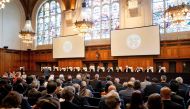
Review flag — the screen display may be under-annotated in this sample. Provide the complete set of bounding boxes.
[53,35,85,58]
[111,25,160,56]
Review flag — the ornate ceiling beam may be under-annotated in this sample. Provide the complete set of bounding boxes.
[19,0,38,18]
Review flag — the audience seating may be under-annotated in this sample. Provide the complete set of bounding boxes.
[92,92,101,98]
[81,105,99,109]
[85,97,101,106]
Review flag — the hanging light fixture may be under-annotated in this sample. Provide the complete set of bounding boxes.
[73,0,93,36]
[0,0,10,9]
[19,17,35,44]
[164,1,190,24]
[19,0,35,44]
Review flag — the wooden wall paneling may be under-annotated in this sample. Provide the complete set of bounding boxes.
[86,50,96,60]
[107,62,112,67]
[1,40,190,74]
[0,49,4,74]
[176,61,183,73]
[4,51,11,72]
[118,56,154,70]
[85,50,91,60]
[159,46,178,58]
[159,46,166,58]
[100,50,107,60]
[166,46,178,58]
[178,45,190,58]
[163,61,169,72]
[29,52,34,71]
[58,59,82,67]
[100,50,113,60]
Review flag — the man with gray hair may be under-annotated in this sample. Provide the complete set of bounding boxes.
[59,74,65,82]
[60,86,79,109]
[73,74,82,85]
[159,75,169,87]
[90,74,102,92]
[175,77,189,101]
[114,78,122,91]
[176,77,183,84]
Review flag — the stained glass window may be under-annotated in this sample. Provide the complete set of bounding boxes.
[37,0,61,45]
[85,0,120,40]
[153,0,190,33]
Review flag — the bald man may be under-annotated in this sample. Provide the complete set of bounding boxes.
[160,87,183,109]
[108,85,117,92]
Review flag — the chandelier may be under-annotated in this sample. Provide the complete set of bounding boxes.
[74,19,93,35]
[164,2,190,24]
[0,0,10,9]
[73,0,93,36]
[127,0,139,9]
[19,19,35,44]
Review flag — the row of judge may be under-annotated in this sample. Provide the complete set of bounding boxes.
[42,66,166,73]
[90,66,166,73]
[41,67,81,72]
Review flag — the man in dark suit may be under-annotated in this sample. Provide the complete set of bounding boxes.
[90,74,102,92]
[157,66,165,73]
[124,66,132,73]
[119,81,134,104]
[159,75,169,87]
[43,67,50,80]
[160,87,183,109]
[176,77,189,101]
[64,75,73,86]
[34,98,60,109]
[107,67,113,72]
[135,67,143,73]
[72,84,89,106]
[145,67,153,73]
[170,80,185,109]
[60,86,79,109]
[144,77,162,97]
[40,81,58,100]
[72,74,82,85]
[114,78,122,91]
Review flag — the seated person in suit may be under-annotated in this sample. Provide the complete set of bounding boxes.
[158,66,165,73]
[97,66,103,72]
[60,68,66,72]
[72,67,76,72]
[145,66,153,73]
[135,67,143,72]
[104,91,121,109]
[33,98,60,109]
[43,67,50,80]
[90,69,94,72]
[60,86,79,109]
[107,67,113,72]
[89,66,95,72]
[90,74,102,92]
[160,87,183,109]
[99,90,124,109]
[116,67,122,72]
[66,67,71,72]
[124,66,132,73]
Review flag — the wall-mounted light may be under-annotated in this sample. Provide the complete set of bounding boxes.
[127,0,141,9]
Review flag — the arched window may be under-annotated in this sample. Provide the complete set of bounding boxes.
[37,0,61,45]
[153,0,190,33]
[85,0,120,40]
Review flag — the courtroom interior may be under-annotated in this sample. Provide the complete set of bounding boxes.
[0,0,190,109]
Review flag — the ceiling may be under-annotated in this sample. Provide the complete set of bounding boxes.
[19,0,38,17]
[19,0,77,18]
